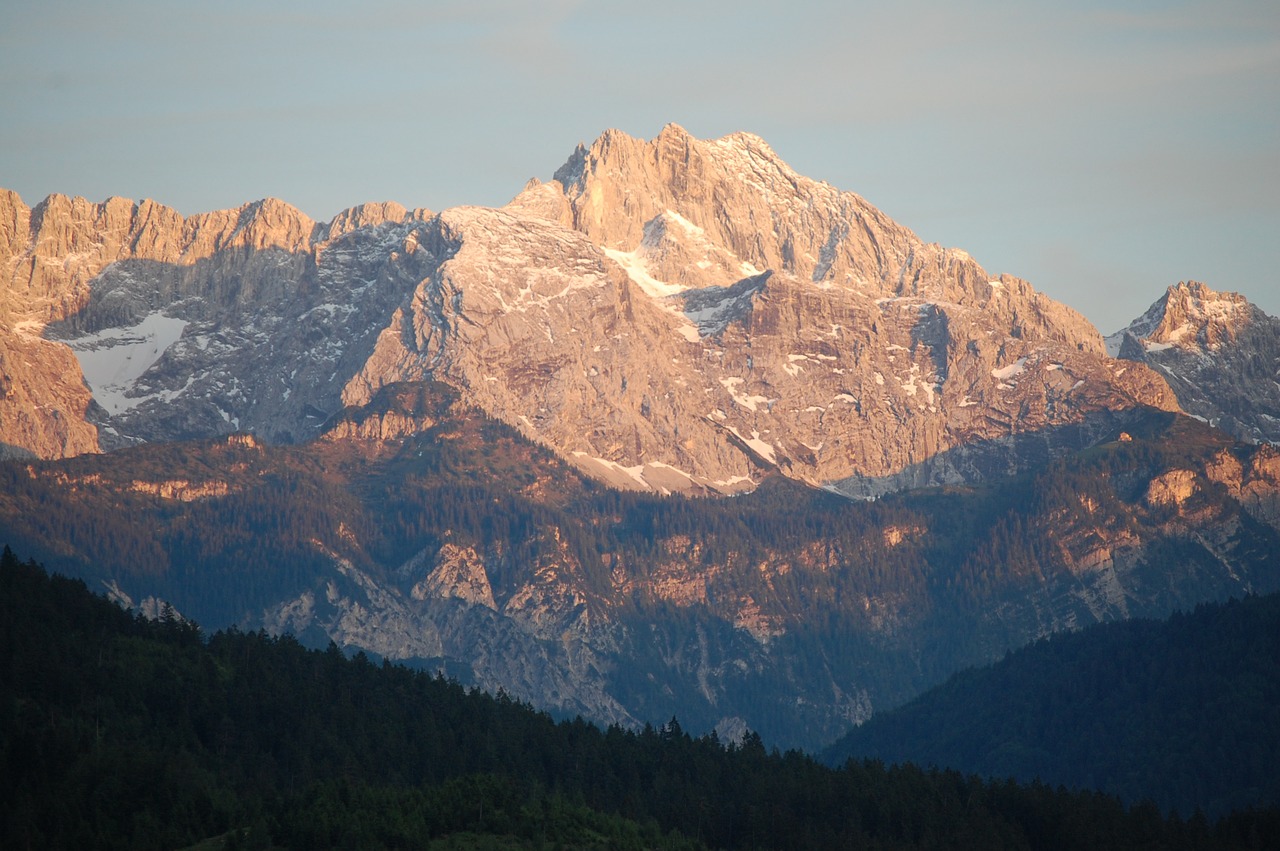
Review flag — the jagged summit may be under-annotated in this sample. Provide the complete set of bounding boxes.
[1110,281,1280,444]
[0,125,1191,489]
[1109,281,1255,354]
[546,127,1103,347]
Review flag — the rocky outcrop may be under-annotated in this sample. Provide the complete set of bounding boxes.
[0,328,99,458]
[1109,281,1280,444]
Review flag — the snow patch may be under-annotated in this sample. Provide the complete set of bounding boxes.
[711,475,755,490]
[571,452,649,489]
[570,452,707,495]
[663,209,704,238]
[727,426,777,464]
[898,363,937,403]
[675,323,702,343]
[720,377,771,412]
[66,313,189,413]
[603,248,688,298]
[990,357,1028,381]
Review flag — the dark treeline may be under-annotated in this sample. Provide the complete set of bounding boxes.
[3,549,1278,850]
[823,592,1280,819]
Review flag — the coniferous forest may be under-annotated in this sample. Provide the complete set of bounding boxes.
[3,549,1279,850]
[823,593,1280,819]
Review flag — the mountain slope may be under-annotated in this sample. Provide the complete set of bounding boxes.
[822,593,1280,818]
[2,384,1278,750]
[1109,281,1280,445]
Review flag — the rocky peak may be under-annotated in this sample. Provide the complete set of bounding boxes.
[317,201,433,243]
[1142,281,1253,351]
[0,128,1181,481]
[225,198,315,252]
[1110,282,1280,444]
[0,189,31,266]
[549,128,1106,355]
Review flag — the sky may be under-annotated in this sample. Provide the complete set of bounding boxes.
[2,0,1277,333]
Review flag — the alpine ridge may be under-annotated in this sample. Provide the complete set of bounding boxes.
[2,126,1183,497]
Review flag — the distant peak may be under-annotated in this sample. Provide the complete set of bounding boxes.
[1117,280,1257,353]
[656,122,692,141]
[1165,280,1245,306]
[242,196,310,220]
[320,201,419,241]
[552,141,590,190]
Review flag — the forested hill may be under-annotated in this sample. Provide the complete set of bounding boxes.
[822,593,1280,818]
[3,550,1279,850]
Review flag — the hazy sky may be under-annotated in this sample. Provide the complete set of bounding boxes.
[3,0,1277,332]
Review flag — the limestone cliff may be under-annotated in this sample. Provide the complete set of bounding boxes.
[346,126,1178,493]
[1,125,1182,493]
[0,189,432,455]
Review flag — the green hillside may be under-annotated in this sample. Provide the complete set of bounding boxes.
[823,593,1280,818]
[4,549,1279,849]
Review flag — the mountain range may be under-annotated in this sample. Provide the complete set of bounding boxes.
[1,125,1278,750]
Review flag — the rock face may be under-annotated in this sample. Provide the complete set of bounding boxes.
[378,127,1180,493]
[0,124,1189,493]
[1108,281,1280,445]
[0,189,432,454]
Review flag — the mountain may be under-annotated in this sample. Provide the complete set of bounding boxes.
[2,125,1278,749]
[2,385,1278,751]
[0,189,431,458]
[821,593,1280,818]
[1108,281,1280,445]
[2,125,1178,496]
